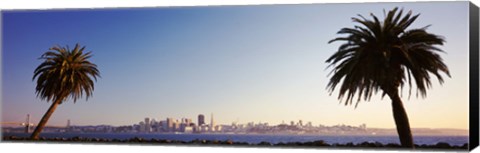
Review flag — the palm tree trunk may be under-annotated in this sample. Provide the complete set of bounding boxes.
[389,92,414,148]
[30,98,62,140]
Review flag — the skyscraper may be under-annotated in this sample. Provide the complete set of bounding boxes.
[198,114,205,126]
[25,114,31,133]
[210,113,215,132]
[166,118,174,132]
[145,117,151,133]
[139,121,145,133]
[160,120,167,132]
[172,121,179,132]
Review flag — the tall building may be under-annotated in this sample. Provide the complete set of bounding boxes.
[150,118,158,132]
[139,121,145,133]
[173,119,181,132]
[198,114,205,126]
[166,118,174,132]
[25,114,31,133]
[65,119,71,132]
[160,120,167,132]
[210,113,215,132]
[180,122,187,132]
[66,119,71,128]
[145,118,151,133]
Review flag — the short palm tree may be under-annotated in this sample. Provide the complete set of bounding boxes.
[31,44,100,140]
[326,8,450,148]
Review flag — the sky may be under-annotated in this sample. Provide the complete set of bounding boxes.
[1,1,471,129]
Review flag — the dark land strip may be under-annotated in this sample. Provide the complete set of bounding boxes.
[2,136,468,150]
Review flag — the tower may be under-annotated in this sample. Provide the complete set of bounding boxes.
[166,118,174,132]
[198,114,205,126]
[145,118,151,133]
[25,114,31,133]
[66,119,71,132]
[139,121,145,133]
[210,113,215,132]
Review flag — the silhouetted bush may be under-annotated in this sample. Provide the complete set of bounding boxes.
[435,142,451,148]
[257,141,272,146]
[2,136,468,150]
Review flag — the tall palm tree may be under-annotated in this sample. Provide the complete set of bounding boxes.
[326,8,450,148]
[31,44,100,140]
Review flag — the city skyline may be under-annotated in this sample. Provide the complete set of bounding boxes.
[5,113,367,128]
[3,113,469,137]
[2,2,470,130]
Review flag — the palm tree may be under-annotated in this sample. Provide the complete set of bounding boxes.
[31,44,100,140]
[326,8,450,148]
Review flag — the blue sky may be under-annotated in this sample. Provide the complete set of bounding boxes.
[1,2,470,129]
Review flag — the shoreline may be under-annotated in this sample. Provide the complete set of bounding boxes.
[2,136,469,150]
[2,131,470,137]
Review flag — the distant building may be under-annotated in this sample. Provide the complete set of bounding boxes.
[185,118,192,125]
[360,124,367,130]
[160,120,167,132]
[139,121,145,133]
[184,126,193,133]
[197,125,209,133]
[65,119,71,132]
[166,118,174,132]
[210,113,215,132]
[145,118,151,133]
[198,114,205,126]
[150,118,158,132]
[214,125,222,132]
[247,122,254,128]
[173,119,180,132]
[180,123,187,132]
[306,122,312,127]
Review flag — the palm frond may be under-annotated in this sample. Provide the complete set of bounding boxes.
[33,44,100,103]
[326,7,450,107]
